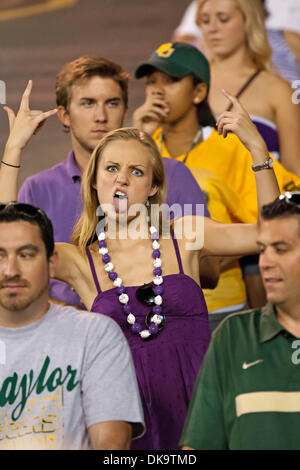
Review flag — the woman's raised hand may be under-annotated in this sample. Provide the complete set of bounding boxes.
[132,88,170,136]
[216,90,267,153]
[4,80,57,150]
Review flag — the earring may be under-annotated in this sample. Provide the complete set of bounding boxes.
[146,199,150,208]
[194,98,200,104]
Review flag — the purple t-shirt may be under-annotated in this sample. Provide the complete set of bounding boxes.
[18,151,209,306]
[163,157,209,218]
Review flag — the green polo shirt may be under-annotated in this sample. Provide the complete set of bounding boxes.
[179,304,300,450]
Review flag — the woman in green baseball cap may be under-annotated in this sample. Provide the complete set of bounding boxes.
[134,41,216,140]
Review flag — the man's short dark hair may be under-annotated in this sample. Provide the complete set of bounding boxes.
[0,203,55,259]
[261,195,300,232]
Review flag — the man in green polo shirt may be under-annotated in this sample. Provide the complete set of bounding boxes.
[180,192,300,450]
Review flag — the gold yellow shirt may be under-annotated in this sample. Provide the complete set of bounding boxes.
[153,127,300,312]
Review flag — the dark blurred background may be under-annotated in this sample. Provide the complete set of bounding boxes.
[0,0,190,184]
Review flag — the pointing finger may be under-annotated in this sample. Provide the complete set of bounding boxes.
[221,89,245,111]
[19,80,33,112]
[33,108,57,135]
[30,108,57,121]
[40,108,58,120]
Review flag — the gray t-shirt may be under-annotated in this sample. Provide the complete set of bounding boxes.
[0,303,144,450]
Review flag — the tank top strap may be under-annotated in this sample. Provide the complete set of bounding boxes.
[226,70,262,112]
[171,230,184,274]
[86,247,102,294]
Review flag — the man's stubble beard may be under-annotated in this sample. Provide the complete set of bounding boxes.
[0,278,49,312]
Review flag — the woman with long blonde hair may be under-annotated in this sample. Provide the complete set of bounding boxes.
[195,0,300,309]
[196,0,300,176]
[0,81,279,449]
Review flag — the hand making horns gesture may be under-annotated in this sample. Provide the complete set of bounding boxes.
[4,80,57,151]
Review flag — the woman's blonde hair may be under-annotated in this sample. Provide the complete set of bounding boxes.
[71,127,166,253]
[196,0,272,70]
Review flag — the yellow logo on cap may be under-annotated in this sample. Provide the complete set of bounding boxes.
[156,43,175,58]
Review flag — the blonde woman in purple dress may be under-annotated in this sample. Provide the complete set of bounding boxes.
[0,81,279,449]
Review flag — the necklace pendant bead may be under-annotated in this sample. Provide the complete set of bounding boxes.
[154,295,163,305]
[119,293,129,304]
[109,271,117,281]
[140,330,151,339]
[98,232,106,241]
[127,313,136,324]
[153,305,162,315]
[150,226,158,234]
[104,262,114,272]
[154,285,163,295]
[113,277,122,287]
[152,240,160,250]
[153,276,163,286]
[151,232,159,241]
[151,314,162,325]
[99,247,108,255]
[153,267,162,276]
[136,283,155,306]
[131,322,142,334]
[123,304,131,314]
[153,258,162,268]
[102,254,110,264]
[146,311,166,329]
[149,324,159,335]
[99,240,106,248]
[152,249,160,259]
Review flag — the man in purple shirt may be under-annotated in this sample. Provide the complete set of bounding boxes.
[18,56,212,307]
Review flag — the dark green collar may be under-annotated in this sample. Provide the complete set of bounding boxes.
[260,303,286,343]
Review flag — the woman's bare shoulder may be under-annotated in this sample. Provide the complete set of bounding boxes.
[253,70,293,112]
[55,242,82,258]
[261,70,292,93]
[55,242,87,273]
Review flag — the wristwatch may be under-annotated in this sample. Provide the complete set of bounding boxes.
[252,157,274,172]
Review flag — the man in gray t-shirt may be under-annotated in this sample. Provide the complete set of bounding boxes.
[0,203,144,450]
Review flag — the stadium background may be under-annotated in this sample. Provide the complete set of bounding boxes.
[0,0,190,184]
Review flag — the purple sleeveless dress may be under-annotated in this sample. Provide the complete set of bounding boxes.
[250,115,280,161]
[86,232,211,450]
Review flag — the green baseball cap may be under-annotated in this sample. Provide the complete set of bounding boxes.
[135,42,210,85]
